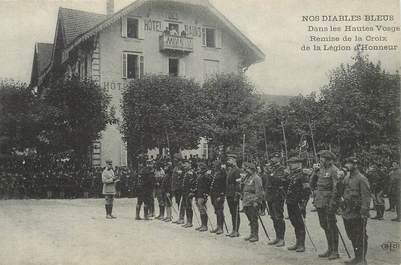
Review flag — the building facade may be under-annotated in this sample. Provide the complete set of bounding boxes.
[30,0,264,166]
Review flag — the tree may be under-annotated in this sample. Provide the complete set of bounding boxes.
[203,73,261,156]
[40,77,111,164]
[121,74,208,164]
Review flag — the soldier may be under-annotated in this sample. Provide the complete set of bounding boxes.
[366,162,385,220]
[180,161,197,228]
[225,153,242,237]
[172,156,185,224]
[195,162,211,232]
[311,150,340,260]
[154,162,166,220]
[286,157,311,252]
[265,153,287,247]
[135,159,154,220]
[340,157,371,265]
[388,161,401,222]
[242,162,264,242]
[102,160,118,219]
[209,159,227,235]
[162,161,173,222]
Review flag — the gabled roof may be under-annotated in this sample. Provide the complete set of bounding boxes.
[30,42,53,86]
[36,43,53,74]
[59,0,264,63]
[58,8,106,47]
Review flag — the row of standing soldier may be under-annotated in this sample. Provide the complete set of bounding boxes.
[101,149,401,265]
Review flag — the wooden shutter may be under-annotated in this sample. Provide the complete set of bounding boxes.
[138,18,144,39]
[201,28,206,46]
[179,60,186,77]
[215,29,222,49]
[122,53,127,78]
[139,56,144,78]
[121,17,127,38]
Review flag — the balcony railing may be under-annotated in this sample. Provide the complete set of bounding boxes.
[159,33,193,53]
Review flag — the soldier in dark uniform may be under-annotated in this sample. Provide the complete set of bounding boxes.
[242,162,264,242]
[135,159,154,220]
[180,161,197,228]
[195,162,211,232]
[209,160,227,235]
[366,162,385,220]
[161,161,173,222]
[286,157,311,252]
[340,157,371,265]
[311,150,340,260]
[172,157,185,224]
[225,154,242,237]
[265,154,287,247]
[388,162,401,221]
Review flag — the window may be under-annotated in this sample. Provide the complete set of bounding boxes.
[202,28,216,47]
[122,52,144,79]
[127,18,138,38]
[168,23,179,35]
[169,58,179,77]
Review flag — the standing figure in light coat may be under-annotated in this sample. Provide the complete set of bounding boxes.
[102,160,118,219]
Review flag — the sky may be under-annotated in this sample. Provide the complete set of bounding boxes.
[0,0,400,95]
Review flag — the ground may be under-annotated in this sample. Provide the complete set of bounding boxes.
[0,198,399,265]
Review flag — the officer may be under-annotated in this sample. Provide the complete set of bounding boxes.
[286,157,311,252]
[265,153,287,247]
[172,155,185,224]
[242,162,264,242]
[225,153,242,237]
[366,162,385,220]
[154,162,166,220]
[102,159,118,219]
[161,161,173,222]
[179,161,197,228]
[340,157,371,265]
[195,162,211,232]
[135,159,154,220]
[210,159,227,235]
[311,150,340,260]
[389,161,401,222]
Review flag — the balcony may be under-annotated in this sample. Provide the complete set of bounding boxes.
[159,33,193,53]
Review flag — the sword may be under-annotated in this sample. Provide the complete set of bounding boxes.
[337,225,351,258]
[258,215,270,240]
[298,204,317,251]
[166,194,178,216]
[223,217,229,234]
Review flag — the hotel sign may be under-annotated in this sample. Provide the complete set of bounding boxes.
[144,18,202,37]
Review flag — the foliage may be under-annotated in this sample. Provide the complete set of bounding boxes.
[121,74,208,161]
[40,77,111,162]
[0,79,42,155]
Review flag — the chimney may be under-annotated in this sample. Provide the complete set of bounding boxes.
[106,0,114,15]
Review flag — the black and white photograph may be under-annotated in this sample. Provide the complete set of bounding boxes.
[0,0,400,264]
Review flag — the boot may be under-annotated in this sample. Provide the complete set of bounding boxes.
[105,205,112,219]
[156,206,164,220]
[109,205,116,219]
[319,230,331,257]
[163,207,172,222]
[199,214,208,232]
[143,206,151,220]
[296,232,306,252]
[329,230,340,260]
[268,238,280,245]
[135,206,142,220]
[215,226,224,235]
[275,239,285,247]
[288,240,299,251]
[249,222,259,242]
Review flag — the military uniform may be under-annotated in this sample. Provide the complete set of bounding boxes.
[195,163,211,232]
[242,162,264,242]
[154,166,166,219]
[311,150,340,259]
[180,165,197,228]
[171,163,185,224]
[135,165,154,220]
[340,157,371,265]
[265,156,287,246]
[226,158,242,237]
[161,163,173,222]
[366,165,385,220]
[286,157,311,252]
[102,161,118,219]
[210,162,227,234]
